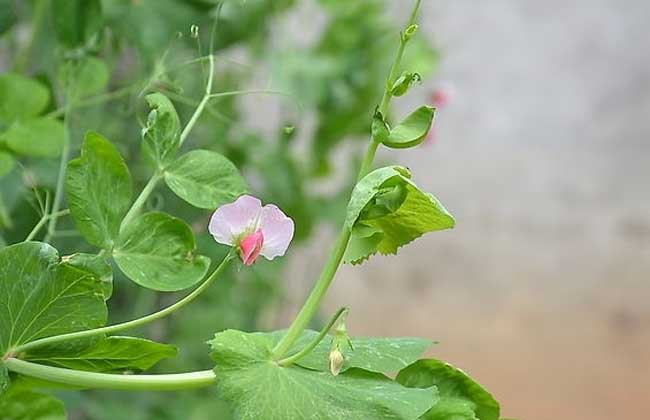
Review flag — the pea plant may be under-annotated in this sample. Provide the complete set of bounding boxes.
[0,1,506,419]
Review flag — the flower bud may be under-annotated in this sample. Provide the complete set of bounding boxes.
[329,349,344,376]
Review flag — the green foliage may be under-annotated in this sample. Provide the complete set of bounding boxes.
[383,106,435,149]
[0,389,66,420]
[60,56,110,99]
[0,151,14,178]
[0,73,50,125]
[51,0,103,48]
[142,93,181,168]
[1,118,65,157]
[66,131,133,248]
[345,166,455,264]
[114,212,210,291]
[65,252,113,299]
[164,150,248,209]
[209,329,436,420]
[397,359,500,420]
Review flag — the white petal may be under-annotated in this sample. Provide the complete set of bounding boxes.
[259,204,294,260]
[208,195,262,245]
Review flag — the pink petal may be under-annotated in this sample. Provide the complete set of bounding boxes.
[259,204,294,260]
[208,195,262,246]
[239,229,264,265]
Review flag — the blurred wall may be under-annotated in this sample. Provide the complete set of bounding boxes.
[282,1,650,420]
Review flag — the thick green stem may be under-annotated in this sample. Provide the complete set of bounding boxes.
[271,0,422,360]
[120,172,162,231]
[13,252,234,354]
[5,359,215,391]
[277,307,348,367]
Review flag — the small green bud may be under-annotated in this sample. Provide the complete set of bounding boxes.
[402,24,418,42]
[329,349,344,376]
[390,72,421,97]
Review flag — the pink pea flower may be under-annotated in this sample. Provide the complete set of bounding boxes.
[208,195,295,265]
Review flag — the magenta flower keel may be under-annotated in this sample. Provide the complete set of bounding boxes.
[208,195,295,265]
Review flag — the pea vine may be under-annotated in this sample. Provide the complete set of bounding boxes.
[0,1,506,419]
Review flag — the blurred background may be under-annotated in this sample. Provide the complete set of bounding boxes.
[1,1,649,420]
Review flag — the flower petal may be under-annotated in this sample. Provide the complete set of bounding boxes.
[259,204,294,260]
[208,195,262,246]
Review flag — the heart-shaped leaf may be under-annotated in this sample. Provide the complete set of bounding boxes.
[0,73,50,124]
[382,106,435,149]
[1,117,65,157]
[209,329,436,420]
[142,93,181,168]
[164,150,248,209]
[345,166,454,264]
[66,131,133,248]
[113,212,210,291]
[397,359,500,420]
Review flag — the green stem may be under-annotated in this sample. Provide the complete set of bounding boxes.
[25,209,70,242]
[277,307,348,367]
[271,0,422,360]
[179,54,214,146]
[13,252,234,354]
[46,86,135,119]
[44,104,72,243]
[4,359,215,391]
[120,172,163,231]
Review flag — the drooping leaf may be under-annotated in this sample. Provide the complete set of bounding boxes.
[0,151,14,178]
[0,73,50,124]
[383,106,435,149]
[266,330,432,375]
[66,131,133,248]
[164,150,248,209]
[25,336,177,373]
[113,212,210,291]
[397,359,500,420]
[142,93,181,168]
[209,329,436,420]
[0,242,107,357]
[1,118,65,157]
[51,0,103,48]
[60,56,110,99]
[0,389,66,420]
[64,252,113,299]
[344,166,454,263]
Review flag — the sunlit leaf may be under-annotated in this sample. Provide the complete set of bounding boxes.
[0,73,50,124]
[383,106,435,149]
[344,166,454,263]
[64,252,113,299]
[114,212,210,291]
[397,359,500,420]
[1,118,65,157]
[142,93,180,168]
[66,131,133,248]
[164,150,248,209]
[209,329,436,420]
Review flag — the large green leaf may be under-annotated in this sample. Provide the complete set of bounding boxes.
[66,131,133,248]
[0,73,50,125]
[64,253,113,299]
[265,330,432,374]
[164,150,248,209]
[0,389,66,420]
[397,359,500,420]
[383,106,435,149]
[142,93,181,168]
[0,242,107,357]
[209,329,436,420]
[344,166,455,264]
[1,118,65,157]
[113,212,210,291]
[25,336,177,373]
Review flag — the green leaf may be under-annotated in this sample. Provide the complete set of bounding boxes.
[383,106,435,149]
[0,242,107,357]
[344,166,454,263]
[371,110,390,144]
[1,118,65,157]
[142,93,181,168]
[209,329,436,420]
[60,56,110,99]
[25,336,177,373]
[66,131,133,248]
[268,330,432,374]
[0,151,15,178]
[0,73,50,125]
[0,362,8,396]
[164,150,248,209]
[113,212,210,291]
[0,389,66,420]
[52,0,103,47]
[64,253,113,299]
[397,359,500,420]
